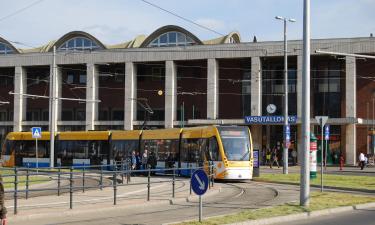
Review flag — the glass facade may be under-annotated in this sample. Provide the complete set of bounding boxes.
[148,32,195,47]
[262,57,297,116]
[311,56,344,118]
[58,37,100,51]
[0,42,13,54]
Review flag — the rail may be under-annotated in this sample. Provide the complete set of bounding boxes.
[0,161,215,215]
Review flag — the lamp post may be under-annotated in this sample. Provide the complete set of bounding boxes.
[275,16,296,175]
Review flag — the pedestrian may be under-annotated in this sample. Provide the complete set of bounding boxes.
[359,152,366,170]
[339,153,345,171]
[270,147,280,169]
[142,149,149,170]
[0,164,7,225]
[131,150,137,170]
[148,151,157,175]
[135,152,141,170]
[265,149,271,167]
[291,149,297,166]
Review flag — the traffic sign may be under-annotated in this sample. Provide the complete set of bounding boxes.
[32,127,42,139]
[315,116,328,127]
[191,170,209,196]
[324,125,330,140]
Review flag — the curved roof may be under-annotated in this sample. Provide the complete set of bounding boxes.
[0,37,20,53]
[107,35,146,49]
[49,31,107,52]
[2,26,243,54]
[140,25,203,47]
[203,31,241,45]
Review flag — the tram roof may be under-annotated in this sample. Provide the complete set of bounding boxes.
[6,132,51,141]
[58,131,110,140]
[111,130,141,140]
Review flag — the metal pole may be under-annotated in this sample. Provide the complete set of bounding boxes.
[192,104,195,119]
[199,195,202,222]
[189,164,192,195]
[113,171,117,205]
[172,166,175,198]
[300,0,311,207]
[82,163,85,193]
[320,123,324,192]
[49,46,56,168]
[25,168,29,199]
[147,166,151,201]
[100,165,103,190]
[283,18,289,175]
[14,167,18,215]
[69,167,73,209]
[57,167,61,196]
[36,138,39,173]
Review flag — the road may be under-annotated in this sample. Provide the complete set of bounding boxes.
[8,181,298,225]
[277,207,375,225]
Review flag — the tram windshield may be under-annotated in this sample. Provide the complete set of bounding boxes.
[218,127,251,161]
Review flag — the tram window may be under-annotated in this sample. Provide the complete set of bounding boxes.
[18,141,50,158]
[112,140,139,160]
[4,140,13,155]
[209,137,220,161]
[182,139,205,163]
[141,139,178,161]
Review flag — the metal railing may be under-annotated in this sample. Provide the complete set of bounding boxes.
[1,162,215,215]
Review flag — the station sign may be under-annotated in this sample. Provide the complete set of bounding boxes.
[244,115,297,124]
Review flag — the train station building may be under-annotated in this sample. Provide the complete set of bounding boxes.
[0,25,374,165]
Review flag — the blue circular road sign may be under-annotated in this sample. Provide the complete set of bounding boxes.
[191,169,209,196]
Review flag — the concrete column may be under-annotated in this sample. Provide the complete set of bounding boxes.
[207,58,219,119]
[85,64,99,131]
[124,62,137,130]
[345,56,357,165]
[165,61,177,128]
[13,66,26,131]
[251,57,262,116]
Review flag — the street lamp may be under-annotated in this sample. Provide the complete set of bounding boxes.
[275,16,296,175]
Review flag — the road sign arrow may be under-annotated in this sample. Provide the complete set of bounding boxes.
[194,174,206,190]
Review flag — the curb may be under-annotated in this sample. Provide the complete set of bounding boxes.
[253,180,375,194]
[226,202,375,225]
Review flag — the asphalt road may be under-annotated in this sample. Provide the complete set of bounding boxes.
[9,181,298,225]
[277,207,375,225]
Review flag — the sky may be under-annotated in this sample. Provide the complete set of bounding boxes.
[1,0,375,48]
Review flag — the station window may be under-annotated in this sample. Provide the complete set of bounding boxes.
[0,42,14,54]
[58,37,100,51]
[147,31,196,47]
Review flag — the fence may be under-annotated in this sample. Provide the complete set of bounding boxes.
[1,161,215,215]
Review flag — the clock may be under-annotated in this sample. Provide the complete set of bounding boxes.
[266,104,276,114]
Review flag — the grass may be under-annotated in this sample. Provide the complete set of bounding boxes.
[254,173,375,190]
[1,169,52,189]
[178,192,375,225]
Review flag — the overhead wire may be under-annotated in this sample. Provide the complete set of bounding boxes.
[0,0,45,23]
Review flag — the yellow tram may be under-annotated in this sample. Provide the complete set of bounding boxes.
[1,126,253,180]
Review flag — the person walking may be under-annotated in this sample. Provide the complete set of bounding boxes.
[359,152,366,170]
[0,168,7,225]
[131,151,137,170]
[291,149,297,166]
[265,149,271,167]
[270,147,280,169]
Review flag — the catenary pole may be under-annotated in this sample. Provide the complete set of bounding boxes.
[300,0,310,207]
[283,18,289,175]
[49,46,56,167]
